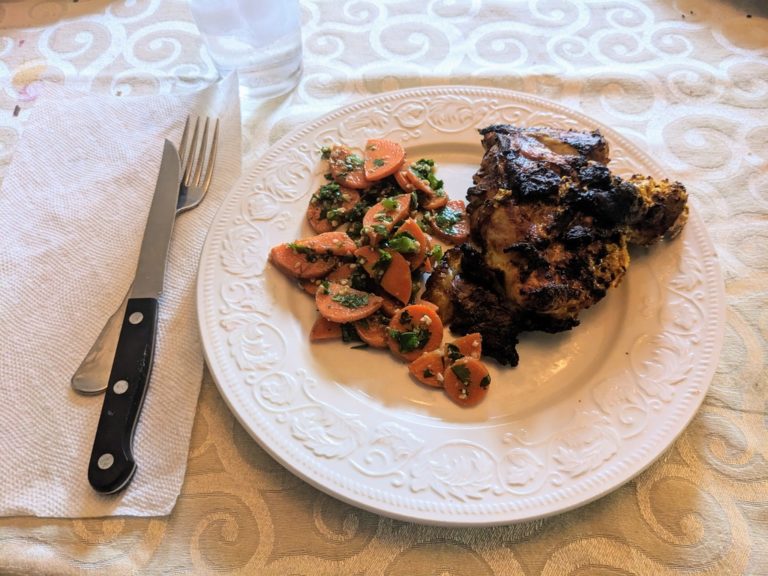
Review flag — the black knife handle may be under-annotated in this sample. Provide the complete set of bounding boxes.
[88,298,158,494]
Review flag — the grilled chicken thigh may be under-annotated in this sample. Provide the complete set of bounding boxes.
[424,125,688,365]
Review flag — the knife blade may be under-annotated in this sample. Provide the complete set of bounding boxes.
[87,139,180,494]
[71,176,190,396]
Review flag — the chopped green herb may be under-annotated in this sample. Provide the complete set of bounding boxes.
[429,244,443,262]
[372,224,390,237]
[381,197,399,210]
[325,207,345,221]
[411,158,444,193]
[387,233,419,254]
[316,182,341,200]
[331,292,369,309]
[374,212,393,223]
[373,158,386,167]
[480,375,491,389]
[434,206,462,232]
[287,242,313,255]
[399,309,412,324]
[345,153,364,170]
[451,363,471,385]
[423,368,434,378]
[445,343,463,362]
[320,146,332,159]
[388,328,429,353]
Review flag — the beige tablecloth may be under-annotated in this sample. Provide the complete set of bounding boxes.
[1,1,766,574]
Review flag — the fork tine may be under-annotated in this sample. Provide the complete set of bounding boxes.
[183,117,201,187]
[202,118,219,193]
[192,117,210,187]
[178,116,191,168]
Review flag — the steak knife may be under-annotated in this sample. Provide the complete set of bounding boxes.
[88,139,180,494]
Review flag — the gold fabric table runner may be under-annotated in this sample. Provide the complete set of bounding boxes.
[1,1,766,574]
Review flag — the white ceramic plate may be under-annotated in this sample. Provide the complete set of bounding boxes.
[197,86,724,526]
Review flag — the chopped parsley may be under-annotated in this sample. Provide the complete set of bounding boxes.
[313,182,342,203]
[325,207,346,221]
[451,363,471,385]
[373,158,386,167]
[286,242,318,261]
[331,292,369,309]
[480,374,491,389]
[423,368,434,378]
[428,244,443,262]
[371,248,392,279]
[381,197,399,210]
[320,146,332,159]
[372,224,390,237]
[345,153,364,170]
[445,343,463,362]
[388,327,430,353]
[434,205,462,232]
[410,158,444,193]
[387,233,419,254]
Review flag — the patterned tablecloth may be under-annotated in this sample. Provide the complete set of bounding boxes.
[1,1,766,574]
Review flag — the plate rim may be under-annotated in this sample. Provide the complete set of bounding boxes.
[196,85,725,526]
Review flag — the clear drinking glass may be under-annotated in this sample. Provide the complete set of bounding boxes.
[189,0,303,98]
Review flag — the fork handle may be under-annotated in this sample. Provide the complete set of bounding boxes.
[88,297,158,494]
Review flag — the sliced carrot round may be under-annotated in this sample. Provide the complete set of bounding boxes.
[415,299,439,313]
[394,168,415,192]
[427,200,469,244]
[354,313,389,348]
[329,145,370,189]
[386,304,443,362]
[408,350,445,388]
[447,333,483,360]
[420,190,449,210]
[293,231,357,257]
[378,292,401,317]
[327,263,355,284]
[391,218,427,270]
[364,139,405,181]
[270,244,337,279]
[380,250,412,305]
[306,186,360,233]
[309,315,343,341]
[315,282,383,323]
[300,279,320,295]
[354,245,386,280]
[362,193,412,245]
[401,169,448,210]
[443,357,491,407]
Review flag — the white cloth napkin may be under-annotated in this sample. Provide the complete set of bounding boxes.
[0,75,241,517]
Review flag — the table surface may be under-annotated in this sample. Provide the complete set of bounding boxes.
[1,1,767,574]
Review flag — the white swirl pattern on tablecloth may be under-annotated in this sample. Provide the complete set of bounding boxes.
[0,0,765,574]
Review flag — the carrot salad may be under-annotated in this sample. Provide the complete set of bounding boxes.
[268,138,491,407]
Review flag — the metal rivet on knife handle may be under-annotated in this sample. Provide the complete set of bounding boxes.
[97,453,114,470]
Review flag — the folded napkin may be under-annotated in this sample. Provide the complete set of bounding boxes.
[0,75,241,517]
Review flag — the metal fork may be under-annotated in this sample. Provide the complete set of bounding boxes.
[71,116,220,395]
[177,115,219,214]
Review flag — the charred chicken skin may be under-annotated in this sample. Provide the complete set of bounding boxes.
[424,125,688,365]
